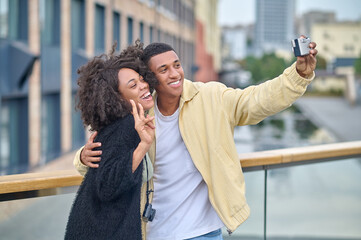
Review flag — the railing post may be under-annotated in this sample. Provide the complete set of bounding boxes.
[264,167,268,240]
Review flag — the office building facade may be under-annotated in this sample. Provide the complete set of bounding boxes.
[254,0,295,56]
[0,0,196,175]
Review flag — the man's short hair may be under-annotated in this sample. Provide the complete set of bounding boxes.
[142,42,175,65]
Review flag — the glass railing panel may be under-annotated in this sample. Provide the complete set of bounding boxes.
[266,157,361,239]
[222,157,361,239]
[0,192,76,239]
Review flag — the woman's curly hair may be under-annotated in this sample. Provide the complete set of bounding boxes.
[76,40,158,132]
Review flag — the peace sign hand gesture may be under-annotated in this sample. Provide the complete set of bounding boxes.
[130,100,155,148]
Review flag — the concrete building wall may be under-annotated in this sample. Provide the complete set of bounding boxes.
[28,0,41,168]
[311,22,361,62]
[195,20,218,82]
[194,0,220,82]
[60,0,72,154]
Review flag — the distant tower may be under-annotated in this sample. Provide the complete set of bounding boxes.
[254,0,295,56]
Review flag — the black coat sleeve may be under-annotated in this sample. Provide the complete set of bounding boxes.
[93,120,143,202]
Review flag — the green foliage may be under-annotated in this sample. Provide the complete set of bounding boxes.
[354,52,361,77]
[305,88,344,97]
[239,53,288,84]
[289,55,327,70]
[316,55,327,70]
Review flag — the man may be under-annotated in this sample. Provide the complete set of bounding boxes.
[74,39,317,240]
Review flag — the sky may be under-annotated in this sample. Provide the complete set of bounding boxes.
[218,0,361,26]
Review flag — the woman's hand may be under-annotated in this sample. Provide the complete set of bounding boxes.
[130,100,155,172]
[130,100,155,148]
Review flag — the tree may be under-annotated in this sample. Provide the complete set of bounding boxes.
[354,52,361,77]
[239,53,287,84]
[316,55,327,70]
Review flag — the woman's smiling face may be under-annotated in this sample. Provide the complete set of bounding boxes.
[118,68,154,111]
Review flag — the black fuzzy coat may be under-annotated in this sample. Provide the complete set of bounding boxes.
[65,115,143,240]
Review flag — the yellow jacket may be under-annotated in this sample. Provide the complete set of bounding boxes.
[74,62,313,239]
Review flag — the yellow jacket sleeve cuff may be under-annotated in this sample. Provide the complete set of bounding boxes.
[73,146,89,176]
[287,62,315,87]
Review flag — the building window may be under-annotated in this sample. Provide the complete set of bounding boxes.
[344,44,355,53]
[157,29,161,42]
[40,0,62,109]
[127,17,133,45]
[164,32,170,45]
[8,0,28,42]
[113,11,121,51]
[95,4,105,53]
[0,98,29,174]
[0,0,8,38]
[40,0,61,164]
[41,94,61,162]
[149,25,153,43]
[173,35,178,53]
[41,0,60,46]
[0,102,9,174]
[139,22,144,42]
[72,92,85,149]
[71,0,85,49]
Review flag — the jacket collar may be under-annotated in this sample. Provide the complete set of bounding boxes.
[180,79,199,103]
[179,79,200,111]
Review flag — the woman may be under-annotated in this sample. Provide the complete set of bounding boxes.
[65,41,157,240]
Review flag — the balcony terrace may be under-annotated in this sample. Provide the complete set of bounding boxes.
[1,141,361,240]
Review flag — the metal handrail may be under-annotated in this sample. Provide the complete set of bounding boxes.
[1,141,361,201]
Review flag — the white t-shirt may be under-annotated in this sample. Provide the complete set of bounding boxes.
[146,103,224,240]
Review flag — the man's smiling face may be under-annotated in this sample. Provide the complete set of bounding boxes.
[147,50,184,99]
